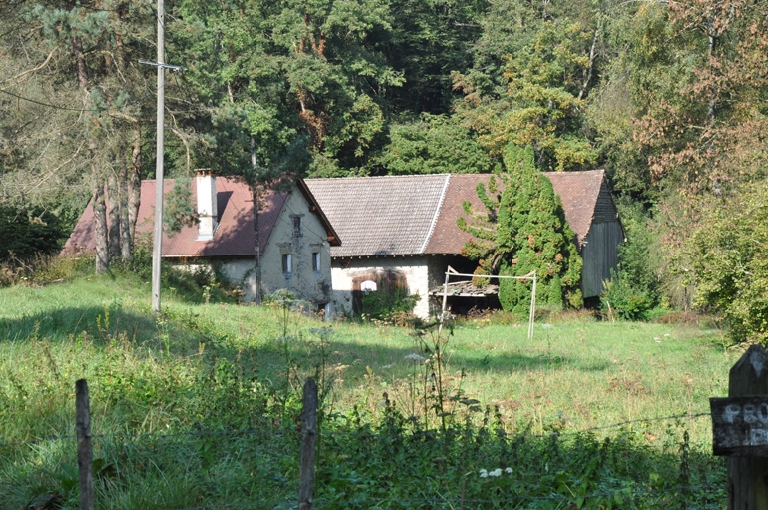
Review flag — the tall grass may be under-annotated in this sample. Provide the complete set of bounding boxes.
[0,273,732,508]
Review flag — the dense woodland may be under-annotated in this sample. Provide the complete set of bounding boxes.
[0,0,767,340]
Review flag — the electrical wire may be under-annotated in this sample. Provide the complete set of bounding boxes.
[0,87,100,113]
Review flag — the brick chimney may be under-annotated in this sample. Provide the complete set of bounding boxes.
[196,170,217,241]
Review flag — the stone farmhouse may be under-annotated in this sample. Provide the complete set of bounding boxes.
[305,171,624,318]
[64,173,341,312]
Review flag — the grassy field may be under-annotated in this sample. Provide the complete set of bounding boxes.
[0,272,734,508]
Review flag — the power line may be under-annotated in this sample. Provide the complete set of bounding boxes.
[0,87,99,113]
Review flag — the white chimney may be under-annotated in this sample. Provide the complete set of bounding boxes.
[196,170,217,241]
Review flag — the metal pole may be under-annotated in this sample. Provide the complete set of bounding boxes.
[438,266,452,334]
[151,0,165,314]
[528,272,536,341]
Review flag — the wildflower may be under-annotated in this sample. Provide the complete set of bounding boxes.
[542,323,552,329]
[505,467,513,474]
[479,469,488,478]
[404,353,427,362]
[308,327,334,338]
[489,468,502,477]
[381,364,393,369]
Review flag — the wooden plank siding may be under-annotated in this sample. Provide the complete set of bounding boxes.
[580,220,624,298]
[592,181,619,223]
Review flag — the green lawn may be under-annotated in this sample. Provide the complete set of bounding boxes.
[0,274,732,508]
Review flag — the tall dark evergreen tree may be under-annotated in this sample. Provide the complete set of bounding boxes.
[495,146,582,312]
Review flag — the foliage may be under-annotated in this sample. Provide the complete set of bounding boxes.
[685,181,768,344]
[0,205,66,262]
[360,285,419,325]
[600,198,665,321]
[379,113,493,175]
[456,173,505,277]
[163,177,198,236]
[384,0,484,115]
[454,15,599,171]
[601,269,654,321]
[496,145,582,313]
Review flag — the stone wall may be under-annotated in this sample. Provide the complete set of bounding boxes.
[330,255,447,318]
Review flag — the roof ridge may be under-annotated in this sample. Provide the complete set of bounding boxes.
[307,174,450,182]
[420,175,451,254]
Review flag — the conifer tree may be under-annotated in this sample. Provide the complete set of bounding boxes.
[495,146,582,312]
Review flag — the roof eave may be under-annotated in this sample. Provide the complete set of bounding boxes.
[297,178,342,247]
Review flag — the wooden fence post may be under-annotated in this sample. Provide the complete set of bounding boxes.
[76,379,94,510]
[711,344,768,509]
[299,377,318,510]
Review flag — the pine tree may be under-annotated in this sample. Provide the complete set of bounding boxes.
[496,146,582,313]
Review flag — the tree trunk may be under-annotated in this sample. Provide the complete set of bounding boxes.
[119,147,132,261]
[107,170,121,261]
[128,125,142,247]
[92,178,109,273]
[250,137,262,304]
[252,185,262,305]
[72,35,88,90]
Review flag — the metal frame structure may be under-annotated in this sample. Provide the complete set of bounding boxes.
[437,266,537,340]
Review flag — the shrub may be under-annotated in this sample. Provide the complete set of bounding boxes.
[685,181,768,344]
[599,197,664,321]
[497,145,582,312]
[360,285,419,325]
[601,269,654,321]
[0,204,67,262]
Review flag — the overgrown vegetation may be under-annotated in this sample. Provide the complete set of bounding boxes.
[459,145,582,313]
[0,205,67,260]
[685,181,768,344]
[0,272,732,508]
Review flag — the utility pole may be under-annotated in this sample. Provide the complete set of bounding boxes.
[140,0,185,314]
[151,0,165,314]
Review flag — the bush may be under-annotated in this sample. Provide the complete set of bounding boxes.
[599,197,664,320]
[360,285,419,325]
[600,270,654,321]
[0,204,67,262]
[497,145,582,312]
[685,181,768,344]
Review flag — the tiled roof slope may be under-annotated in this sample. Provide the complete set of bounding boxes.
[424,174,495,255]
[542,170,605,248]
[305,175,450,257]
[65,177,287,257]
[427,171,605,254]
[307,171,606,258]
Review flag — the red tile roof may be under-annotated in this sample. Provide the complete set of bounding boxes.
[64,177,338,258]
[307,171,608,257]
[543,170,605,248]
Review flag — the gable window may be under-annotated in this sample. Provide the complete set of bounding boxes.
[282,253,292,273]
[292,216,302,237]
[312,252,321,272]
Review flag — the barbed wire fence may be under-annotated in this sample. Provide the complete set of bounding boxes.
[0,378,722,510]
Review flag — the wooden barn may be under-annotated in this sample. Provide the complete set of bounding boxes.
[544,171,626,301]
